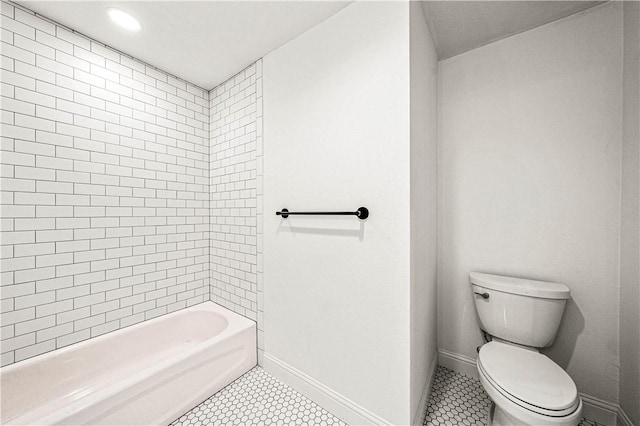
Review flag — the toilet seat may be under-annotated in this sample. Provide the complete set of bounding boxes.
[478,342,581,418]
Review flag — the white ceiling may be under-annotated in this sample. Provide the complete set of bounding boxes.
[19,1,605,89]
[420,1,605,60]
[19,1,349,90]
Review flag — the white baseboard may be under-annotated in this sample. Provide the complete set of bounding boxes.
[580,393,619,425]
[263,353,391,426]
[412,351,439,426]
[437,348,479,379]
[616,405,634,426]
[437,348,627,426]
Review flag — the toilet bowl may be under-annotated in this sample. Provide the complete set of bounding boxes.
[470,272,583,426]
[477,341,583,426]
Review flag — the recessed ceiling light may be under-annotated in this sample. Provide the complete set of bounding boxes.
[107,8,141,32]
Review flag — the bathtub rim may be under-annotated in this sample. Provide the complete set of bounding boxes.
[0,301,254,374]
[37,319,256,426]
[1,301,257,425]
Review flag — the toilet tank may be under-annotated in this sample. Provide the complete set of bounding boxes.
[470,272,570,348]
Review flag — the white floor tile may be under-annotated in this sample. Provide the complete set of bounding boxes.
[171,365,604,426]
[423,366,604,426]
[170,367,346,426]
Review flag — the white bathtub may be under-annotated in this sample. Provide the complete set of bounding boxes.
[0,302,256,425]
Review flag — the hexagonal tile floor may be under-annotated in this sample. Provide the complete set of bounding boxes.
[169,367,346,426]
[423,366,603,426]
[423,366,491,425]
[170,365,603,425]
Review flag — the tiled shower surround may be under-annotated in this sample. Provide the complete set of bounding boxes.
[209,62,264,357]
[0,2,269,366]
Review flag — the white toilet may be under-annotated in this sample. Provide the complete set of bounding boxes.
[470,272,583,426]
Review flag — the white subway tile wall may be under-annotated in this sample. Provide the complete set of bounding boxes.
[209,61,263,359]
[0,1,211,366]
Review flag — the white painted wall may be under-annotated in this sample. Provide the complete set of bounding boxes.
[619,1,640,424]
[409,3,438,425]
[438,2,623,406]
[263,3,413,424]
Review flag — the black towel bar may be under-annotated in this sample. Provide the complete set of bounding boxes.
[276,207,369,220]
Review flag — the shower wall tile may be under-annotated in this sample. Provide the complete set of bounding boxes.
[209,60,263,359]
[0,1,210,366]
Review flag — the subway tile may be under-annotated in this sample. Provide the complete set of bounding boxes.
[14,291,55,309]
[15,339,55,361]
[1,230,35,244]
[73,312,104,331]
[73,46,104,67]
[1,177,35,192]
[55,26,90,49]
[56,306,90,324]
[37,176,72,193]
[0,256,35,272]
[2,69,35,91]
[14,219,56,232]
[2,123,35,140]
[35,205,73,217]
[2,333,36,352]
[90,64,119,84]
[1,282,35,299]
[36,30,72,53]
[0,5,213,366]
[36,276,73,293]
[89,42,120,63]
[14,9,55,35]
[13,34,54,60]
[14,266,55,284]
[2,96,36,115]
[1,41,35,65]
[73,271,105,287]
[0,2,14,18]
[56,240,90,253]
[73,91,105,109]
[56,98,89,116]
[0,307,35,326]
[36,130,73,147]
[35,252,73,268]
[36,230,73,243]
[74,292,104,308]
[15,87,54,107]
[35,105,73,124]
[56,284,90,301]
[35,299,73,317]
[14,191,55,205]
[36,322,73,342]
[91,300,119,316]
[56,329,90,348]
[74,68,105,89]
[105,59,131,77]
[14,315,55,336]
[56,74,89,94]
[35,80,73,101]
[55,50,90,72]
[15,165,55,181]
[120,313,144,327]
[91,320,119,337]
[1,352,15,367]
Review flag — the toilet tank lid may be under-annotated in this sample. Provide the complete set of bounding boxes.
[470,272,570,300]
